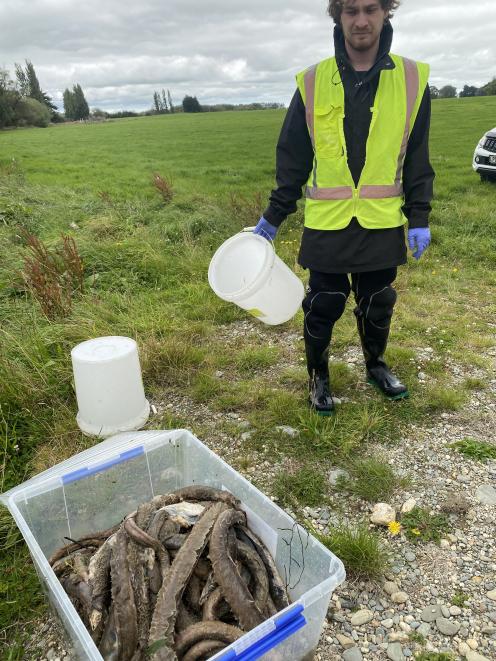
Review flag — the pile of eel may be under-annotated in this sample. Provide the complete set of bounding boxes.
[49,485,290,660]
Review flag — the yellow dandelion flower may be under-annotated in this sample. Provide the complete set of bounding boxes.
[388,521,401,536]
[452,268,458,273]
[411,528,422,536]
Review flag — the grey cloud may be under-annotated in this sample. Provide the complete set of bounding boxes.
[1,0,494,111]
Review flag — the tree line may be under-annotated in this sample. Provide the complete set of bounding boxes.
[431,78,496,99]
[2,60,496,130]
[150,91,284,114]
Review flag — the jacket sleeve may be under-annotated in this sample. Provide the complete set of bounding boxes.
[263,89,314,227]
[402,84,435,229]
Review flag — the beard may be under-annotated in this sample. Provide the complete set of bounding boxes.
[349,32,379,52]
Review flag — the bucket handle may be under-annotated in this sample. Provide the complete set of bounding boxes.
[241,226,276,248]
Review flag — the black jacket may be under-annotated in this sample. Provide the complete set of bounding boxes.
[263,23,435,274]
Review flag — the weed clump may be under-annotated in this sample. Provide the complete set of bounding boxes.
[451,590,469,607]
[21,232,84,318]
[450,437,496,462]
[152,172,174,203]
[401,507,450,544]
[336,456,407,502]
[320,524,386,579]
[273,465,326,508]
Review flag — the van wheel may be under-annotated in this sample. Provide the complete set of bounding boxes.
[480,173,489,182]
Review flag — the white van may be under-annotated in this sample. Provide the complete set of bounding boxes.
[473,128,496,181]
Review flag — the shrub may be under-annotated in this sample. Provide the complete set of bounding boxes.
[15,97,51,127]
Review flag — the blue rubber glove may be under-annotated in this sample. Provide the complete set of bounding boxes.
[253,216,278,241]
[408,227,431,260]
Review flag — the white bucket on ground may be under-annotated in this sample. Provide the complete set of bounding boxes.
[71,336,150,438]
[208,231,304,325]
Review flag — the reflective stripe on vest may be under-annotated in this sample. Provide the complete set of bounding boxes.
[303,56,419,202]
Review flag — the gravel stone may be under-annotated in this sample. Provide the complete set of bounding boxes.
[370,503,396,525]
[350,609,374,626]
[475,484,496,505]
[435,617,460,636]
[466,652,491,661]
[391,591,409,604]
[328,468,350,486]
[342,647,363,661]
[336,634,355,649]
[417,623,431,637]
[275,425,298,437]
[383,581,400,595]
[387,642,405,661]
[421,604,443,623]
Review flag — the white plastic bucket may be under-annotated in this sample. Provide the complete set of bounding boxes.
[71,336,150,438]
[208,231,304,325]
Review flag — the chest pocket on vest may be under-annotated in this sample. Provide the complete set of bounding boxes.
[314,104,343,158]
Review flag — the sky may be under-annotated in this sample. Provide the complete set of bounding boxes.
[0,0,495,113]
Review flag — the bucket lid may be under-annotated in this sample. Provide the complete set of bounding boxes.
[71,336,137,363]
[208,232,275,301]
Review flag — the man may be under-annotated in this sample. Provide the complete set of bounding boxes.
[254,0,434,415]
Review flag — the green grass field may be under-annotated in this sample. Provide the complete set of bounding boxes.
[1,97,496,656]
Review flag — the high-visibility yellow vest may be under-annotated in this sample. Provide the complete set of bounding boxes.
[296,54,430,230]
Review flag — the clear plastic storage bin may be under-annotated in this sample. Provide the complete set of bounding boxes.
[1,430,345,660]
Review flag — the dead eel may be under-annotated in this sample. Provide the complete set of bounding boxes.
[210,509,265,632]
[235,540,269,613]
[172,486,239,508]
[182,639,226,661]
[236,524,289,611]
[110,528,138,661]
[175,621,243,658]
[147,501,229,660]
[88,533,117,630]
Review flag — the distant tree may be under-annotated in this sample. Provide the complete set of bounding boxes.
[161,89,169,113]
[459,85,478,98]
[182,95,202,113]
[91,108,108,119]
[0,69,20,128]
[15,60,58,120]
[439,85,457,99]
[63,88,75,119]
[153,91,161,113]
[106,110,139,118]
[72,84,90,120]
[481,77,496,96]
[429,85,439,99]
[168,89,174,113]
[25,61,45,104]
[15,63,29,96]
[475,87,486,97]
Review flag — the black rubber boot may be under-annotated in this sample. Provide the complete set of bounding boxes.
[305,343,335,415]
[354,310,409,400]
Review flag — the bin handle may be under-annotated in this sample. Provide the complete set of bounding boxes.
[215,604,306,661]
[61,446,145,485]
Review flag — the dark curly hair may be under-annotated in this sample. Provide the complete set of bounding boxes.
[327,0,401,23]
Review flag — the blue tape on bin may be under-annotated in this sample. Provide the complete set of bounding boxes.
[61,446,145,485]
[216,604,306,661]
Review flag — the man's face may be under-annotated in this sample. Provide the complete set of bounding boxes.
[340,0,388,52]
